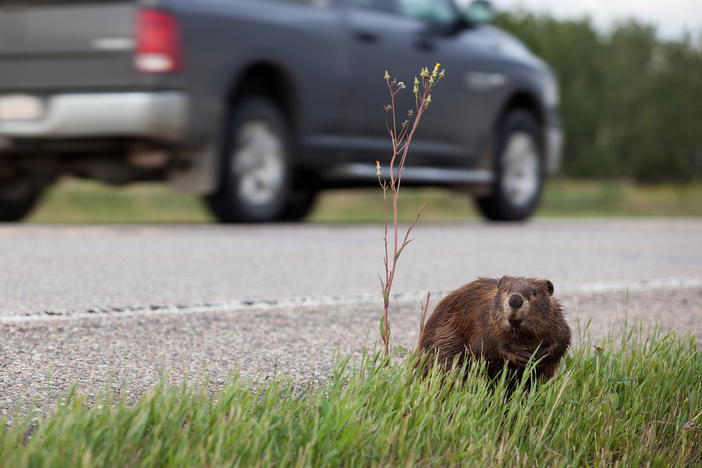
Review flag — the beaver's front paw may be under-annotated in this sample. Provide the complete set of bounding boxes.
[505,349,533,367]
[505,345,550,367]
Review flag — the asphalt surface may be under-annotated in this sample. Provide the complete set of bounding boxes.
[1,219,701,417]
[1,218,701,317]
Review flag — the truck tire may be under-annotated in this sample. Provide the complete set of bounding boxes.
[476,110,544,221]
[0,184,42,222]
[207,97,293,223]
[279,188,317,221]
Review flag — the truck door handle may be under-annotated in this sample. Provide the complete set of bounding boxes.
[354,30,379,43]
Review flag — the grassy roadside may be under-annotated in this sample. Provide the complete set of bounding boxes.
[1,328,700,467]
[24,178,702,224]
[26,179,214,224]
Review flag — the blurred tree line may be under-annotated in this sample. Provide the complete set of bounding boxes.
[495,13,702,182]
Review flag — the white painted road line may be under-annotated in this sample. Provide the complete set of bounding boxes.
[559,277,702,294]
[1,276,700,324]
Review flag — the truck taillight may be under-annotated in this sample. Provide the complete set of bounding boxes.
[135,9,182,74]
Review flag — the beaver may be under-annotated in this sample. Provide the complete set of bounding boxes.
[417,276,571,387]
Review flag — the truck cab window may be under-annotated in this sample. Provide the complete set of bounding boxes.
[349,0,394,12]
[274,0,331,6]
[394,0,456,23]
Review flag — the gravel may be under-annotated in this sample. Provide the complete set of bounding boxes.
[1,286,700,419]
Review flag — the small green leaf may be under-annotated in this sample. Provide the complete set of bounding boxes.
[379,316,390,344]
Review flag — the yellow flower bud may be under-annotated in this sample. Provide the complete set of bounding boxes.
[376,160,381,177]
[384,70,390,80]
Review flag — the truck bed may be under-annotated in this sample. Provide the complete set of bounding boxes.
[0,1,149,91]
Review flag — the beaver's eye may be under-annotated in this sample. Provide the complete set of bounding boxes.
[533,289,538,296]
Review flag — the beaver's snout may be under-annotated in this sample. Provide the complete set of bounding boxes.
[506,294,528,328]
[509,294,523,308]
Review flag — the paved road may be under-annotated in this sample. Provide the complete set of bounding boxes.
[1,219,701,316]
[1,219,701,417]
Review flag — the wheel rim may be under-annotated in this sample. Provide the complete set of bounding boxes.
[501,132,540,207]
[231,120,285,206]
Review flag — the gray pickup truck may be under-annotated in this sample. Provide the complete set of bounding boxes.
[0,0,562,222]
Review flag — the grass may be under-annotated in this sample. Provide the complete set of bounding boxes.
[540,180,702,217]
[2,327,700,467]
[23,178,702,224]
[26,179,214,224]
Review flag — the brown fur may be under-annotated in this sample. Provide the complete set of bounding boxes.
[417,276,571,386]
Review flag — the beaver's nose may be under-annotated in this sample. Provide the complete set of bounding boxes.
[509,294,523,308]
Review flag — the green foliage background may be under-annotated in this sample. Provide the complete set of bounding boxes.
[495,13,702,182]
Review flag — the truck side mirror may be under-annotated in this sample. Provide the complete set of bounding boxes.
[463,0,495,25]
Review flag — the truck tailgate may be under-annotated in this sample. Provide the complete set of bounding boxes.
[0,1,141,90]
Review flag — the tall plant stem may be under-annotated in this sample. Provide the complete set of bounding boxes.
[379,64,444,357]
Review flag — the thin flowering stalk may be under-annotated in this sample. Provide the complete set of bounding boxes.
[377,160,390,289]
[418,291,431,349]
[379,63,444,357]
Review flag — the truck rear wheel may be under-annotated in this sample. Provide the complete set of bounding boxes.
[279,188,317,221]
[0,183,42,222]
[476,110,544,221]
[207,97,293,223]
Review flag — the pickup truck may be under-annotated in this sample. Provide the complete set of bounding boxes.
[0,0,562,222]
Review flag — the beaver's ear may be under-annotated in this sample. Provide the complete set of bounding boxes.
[497,276,507,288]
[544,280,554,296]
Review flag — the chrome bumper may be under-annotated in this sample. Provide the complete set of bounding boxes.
[545,125,563,174]
[0,92,188,142]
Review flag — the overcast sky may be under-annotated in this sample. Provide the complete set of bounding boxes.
[467,0,702,39]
